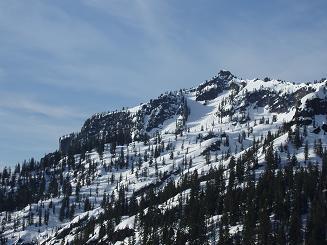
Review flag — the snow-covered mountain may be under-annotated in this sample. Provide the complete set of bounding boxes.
[0,70,326,244]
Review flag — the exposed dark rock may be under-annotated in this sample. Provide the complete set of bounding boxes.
[112,228,135,242]
[142,92,186,131]
[313,127,321,134]
[202,132,217,141]
[58,92,188,155]
[196,70,235,101]
[201,140,221,155]
[240,87,314,114]
[296,98,327,118]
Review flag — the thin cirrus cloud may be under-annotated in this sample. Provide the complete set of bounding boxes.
[0,93,85,119]
[0,92,86,166]
[0,0,209,95]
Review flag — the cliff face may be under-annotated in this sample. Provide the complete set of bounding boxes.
[59,90,189,155]
[59,70,323,156]
[1,70,327,244]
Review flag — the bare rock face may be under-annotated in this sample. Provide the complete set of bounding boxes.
[4,69,327,244]
[196,70,235,101]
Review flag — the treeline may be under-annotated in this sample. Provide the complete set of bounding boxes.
[69,146,326,244]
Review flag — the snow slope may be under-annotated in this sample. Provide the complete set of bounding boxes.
[0,71,326,244]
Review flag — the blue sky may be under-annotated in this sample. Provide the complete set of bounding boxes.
[0,0,326,166]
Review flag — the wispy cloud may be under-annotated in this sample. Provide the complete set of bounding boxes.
[0,92,84,119]
[1,0,326,95]
[0,106,82,165]
[0,0,205,96]
[0,67,5,79]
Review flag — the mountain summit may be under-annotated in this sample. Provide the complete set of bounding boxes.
[0,70,326,244]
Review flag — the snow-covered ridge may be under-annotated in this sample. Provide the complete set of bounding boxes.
[1,70,326,244]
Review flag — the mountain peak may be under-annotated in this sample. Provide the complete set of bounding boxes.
[1,68,327,244]
[195,69,236,101]
[217,69,235,80]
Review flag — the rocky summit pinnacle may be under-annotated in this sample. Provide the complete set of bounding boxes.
[1,69,327,244]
